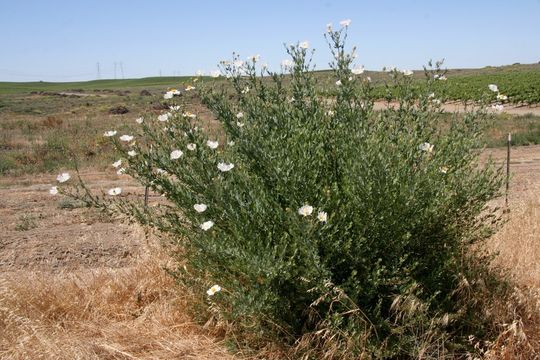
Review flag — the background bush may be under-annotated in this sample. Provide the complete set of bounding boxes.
[69,26,506,358]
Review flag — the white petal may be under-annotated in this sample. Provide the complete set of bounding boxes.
[194,203,208,213]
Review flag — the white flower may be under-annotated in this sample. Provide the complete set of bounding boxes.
[135,117,143,124]
[206,284,221,296]
[194,203,208,213]
[298,204,313,216]
[170,105,181,111]
[236,121,244,128]
[127,150,137,157]
[419,142,434,153]
[56,172,70,183]
[200,221,214,231]
[233,60,245,68]
[432,99,442,105]
[236,112,244,119]
[104,130,117,137]
[156,168,166,174]
[196,70,204,76]
[49,186,58,195]
[339,19,352,27]
[217,162,234,172]
[439,166,449,174]
[112,160,122,168]
[248,54,260,62]
[326,23,333,32]
[164,89,180,99]
[170,149,183,160]
[366,76,372,82]
[227,140,235,146]
[158,113,170,122]
[187,143,197,151]
[299,41,309,49]
[210,70,220,78]
[120,135,134,142]
[402,69,413,76]
[497,94,508,101]
[326,110,335,116]
[436,75,447,81]
[428,92,435,99]
[335,80,342,86]
[185,85,196,91]
[241,87,250,94]
[281,59,294,68]
[117,167,126,175]
[108,187,122,196]
[317,211,328,223]
[492,104,504,112]
[351,65,364,75]
[488,84,499,93]
[207,140,219,149]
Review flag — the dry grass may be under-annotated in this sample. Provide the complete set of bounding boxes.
[481,187,540,358]
[488,187,540,288]
[0,235,236,360]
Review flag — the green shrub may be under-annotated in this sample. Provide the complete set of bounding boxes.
[66,25,506,358]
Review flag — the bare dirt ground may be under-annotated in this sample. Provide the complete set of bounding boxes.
[373,101,540,116]
[0,171,144,272]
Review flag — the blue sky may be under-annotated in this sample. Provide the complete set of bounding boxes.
[1,0,539,82]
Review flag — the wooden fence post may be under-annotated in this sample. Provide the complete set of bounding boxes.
[505,132,511,208]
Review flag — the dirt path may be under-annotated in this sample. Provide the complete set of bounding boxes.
[373,101,540,116]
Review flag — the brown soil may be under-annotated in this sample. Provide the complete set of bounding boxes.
[0,171,145,272]
[373,101,540,116]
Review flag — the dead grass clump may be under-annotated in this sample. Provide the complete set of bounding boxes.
[0,246,235,360]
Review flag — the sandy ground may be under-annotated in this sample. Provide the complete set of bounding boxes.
[1,145,539,273]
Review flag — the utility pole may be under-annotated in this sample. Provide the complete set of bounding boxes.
[96,62,101,79]
[114,62,117,79]
[120,62,125,79]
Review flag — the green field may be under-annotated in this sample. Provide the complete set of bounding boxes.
[1,63,539,104]
[0,76,193,94]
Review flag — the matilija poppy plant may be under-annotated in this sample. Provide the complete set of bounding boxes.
[206,285,221,296]
[119,135,134,142]
[207,140,219,149]
[108,187,122,196]
[200,221,214,231]
[193,203,207,213]
[56,173,70,183]
[170,150,183,160]
[298,204,314,216]
[217,162,234,172]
